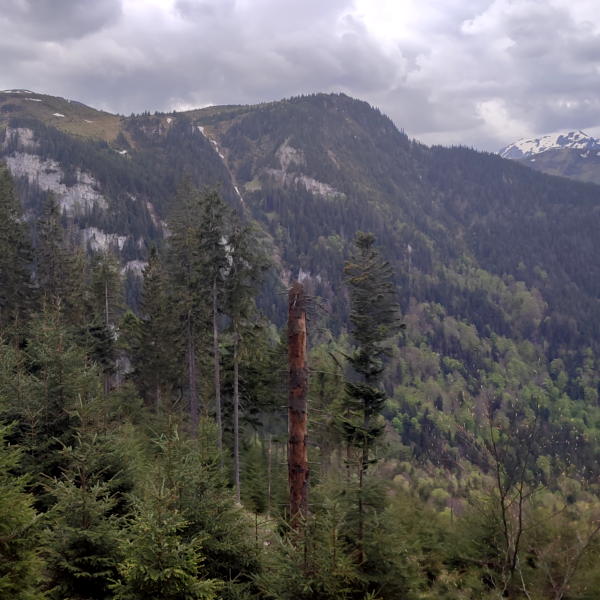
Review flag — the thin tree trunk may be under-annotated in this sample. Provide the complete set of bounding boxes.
[187,315,198,434]
[267,434,272,514]
[104,278,109,325]
[288,281,308,527]
[358,395,370,566]
[104,279,110,397]
[213,278,222,453]
[233,319,241,503]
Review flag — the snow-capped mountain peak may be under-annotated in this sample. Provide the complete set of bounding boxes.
[499,130,600,159]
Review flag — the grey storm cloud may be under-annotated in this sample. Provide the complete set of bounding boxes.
[0,0,123,41]
[1,0,599,151]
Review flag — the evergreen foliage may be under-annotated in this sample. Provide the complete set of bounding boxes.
[43,395,126,600]
[342,231,401,478]
[0,424,43,600]
[111,426,220,600]
[5,92,600,599]
[133,244,181,412]
[36,193,85,312]
[0,162,34,326]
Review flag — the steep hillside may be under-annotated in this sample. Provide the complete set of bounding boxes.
[6,92,600,599]
[4,92,600,471]
[186,96,600,349]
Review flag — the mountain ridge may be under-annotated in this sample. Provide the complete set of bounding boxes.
[499,130,600,159]
[5,89,600,483]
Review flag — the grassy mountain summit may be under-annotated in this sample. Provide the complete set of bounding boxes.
[0,89,120,140]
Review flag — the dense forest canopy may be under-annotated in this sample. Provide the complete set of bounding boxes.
[2,91,600,599]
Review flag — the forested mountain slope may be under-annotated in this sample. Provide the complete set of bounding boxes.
[3,91,600,430]
[4,90,600,599]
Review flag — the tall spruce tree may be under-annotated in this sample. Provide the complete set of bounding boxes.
[341,231,402,562]
[0,162,35,327]
[224,217,269,502]
[90,250,123,328]
[167,175,205,433]
[197,187,231,454]
[36,194,85,316]
[135,244,181,412]
[90,250,123,396]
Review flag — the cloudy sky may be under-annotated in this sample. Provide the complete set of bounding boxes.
[1,0,599,151]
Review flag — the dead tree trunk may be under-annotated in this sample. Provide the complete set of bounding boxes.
[288,280,308,526]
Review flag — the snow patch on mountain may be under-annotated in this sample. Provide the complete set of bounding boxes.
[499,130,600,159]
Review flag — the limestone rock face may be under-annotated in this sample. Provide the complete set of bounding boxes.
[265,138,343,198]
[81,227,127,252]
[4,150,108,215]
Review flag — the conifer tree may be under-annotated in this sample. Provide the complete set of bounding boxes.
[111,426,220,600]
[167,175,205,433]
[341,231,402,562]
[197,187,231,454]
[36,193,85,316]
[90,250,123,396]
[2,299,103,499]
[169,419,262,598]
[0,424,44,600]
[135,244,181,412]
[44,395,126,600]
[90,249,123,328]
[257,502,360,600]
[0,162,35,327]
[224,217,269,502]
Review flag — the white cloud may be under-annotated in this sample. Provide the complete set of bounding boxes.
[1,0,599,151]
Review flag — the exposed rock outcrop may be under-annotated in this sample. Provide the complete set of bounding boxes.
[4,150,108,215]
[82,227,127,252]
[266,139,342,198]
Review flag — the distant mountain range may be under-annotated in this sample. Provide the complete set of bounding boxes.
[499,130,600,184]
[499,130,600,159]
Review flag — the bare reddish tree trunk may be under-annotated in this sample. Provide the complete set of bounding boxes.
[288,280,308,526]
